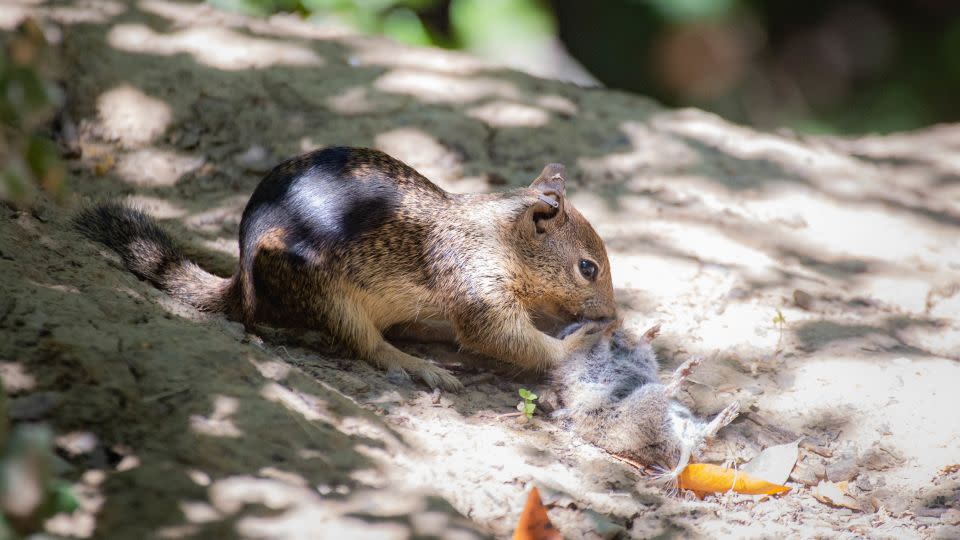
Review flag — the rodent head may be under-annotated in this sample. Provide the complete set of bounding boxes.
[627,393,704,476]
[515,163,617,324]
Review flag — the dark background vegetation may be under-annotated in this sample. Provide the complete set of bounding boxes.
[4,1,958,202]
[210,0,960,135]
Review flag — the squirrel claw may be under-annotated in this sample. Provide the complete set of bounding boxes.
[417,364,464,393]
[561,320,606,353]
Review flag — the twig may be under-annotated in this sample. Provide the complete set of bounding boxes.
[495,411,524,420]
[609,452,654,475]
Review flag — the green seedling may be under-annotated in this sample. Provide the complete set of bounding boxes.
[773,308,787,350]
[518,388,538,420]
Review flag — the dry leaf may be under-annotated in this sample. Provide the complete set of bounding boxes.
[812,480,861,511]
[677,463,791,496]
[513,486,562,540]
[742,439,800,486]
[940,464,960,475]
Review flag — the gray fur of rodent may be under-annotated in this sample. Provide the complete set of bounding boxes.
[550,322,736,477]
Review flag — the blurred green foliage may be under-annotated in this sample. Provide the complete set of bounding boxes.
[211,0,960,135]
[0,423,79,538]
[0,19,67,205]
[210,0,551,50]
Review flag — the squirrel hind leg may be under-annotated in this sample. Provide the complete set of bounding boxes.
[328,290,464,392]
[373,341,463,392]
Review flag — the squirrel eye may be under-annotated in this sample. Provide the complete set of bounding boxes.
[578,259,598,281]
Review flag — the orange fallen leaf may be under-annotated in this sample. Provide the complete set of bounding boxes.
[513,486,562,540]
[677,463,791,496]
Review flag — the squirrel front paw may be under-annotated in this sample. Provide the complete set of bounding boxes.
[560,319,613,354]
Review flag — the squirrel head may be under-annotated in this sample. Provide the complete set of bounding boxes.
[514,163,617,324]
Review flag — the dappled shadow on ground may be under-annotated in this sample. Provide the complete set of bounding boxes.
[3,0,960,537]
[0,210,486,538]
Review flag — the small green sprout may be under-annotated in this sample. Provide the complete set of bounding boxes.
[773,308,787,350]
[772,309,786,328]
[518,388,538,419]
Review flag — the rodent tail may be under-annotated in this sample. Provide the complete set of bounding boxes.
[74,202,236,313]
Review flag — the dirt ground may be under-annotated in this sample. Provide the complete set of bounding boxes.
[2,1,959,538]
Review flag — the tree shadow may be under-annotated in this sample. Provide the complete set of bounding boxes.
[0,206,489,538]
[8,0,959,536]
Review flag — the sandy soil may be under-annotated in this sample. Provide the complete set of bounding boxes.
[2,1,959,538]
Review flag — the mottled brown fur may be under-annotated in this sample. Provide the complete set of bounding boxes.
[76,147,617,391]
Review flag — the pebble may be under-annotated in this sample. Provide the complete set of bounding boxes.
[826,453,859,482]
[793,289,814,310]
[790,459,826,486]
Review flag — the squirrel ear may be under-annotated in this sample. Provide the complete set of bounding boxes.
[530,163,566,195]
[525,163,567,237]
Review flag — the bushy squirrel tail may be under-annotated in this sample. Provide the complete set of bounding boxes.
[74,202,236,313]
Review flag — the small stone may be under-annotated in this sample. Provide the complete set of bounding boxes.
[788,466,818,487]
[793,289,814,310]
[855,475,874,492]
[790,458,826,487]
[826,453,859,482]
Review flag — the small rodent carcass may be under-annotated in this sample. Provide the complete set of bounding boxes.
[546,321,740,478]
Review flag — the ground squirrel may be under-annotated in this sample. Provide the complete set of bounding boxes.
[75,147,617,391]
[547,321,739,476]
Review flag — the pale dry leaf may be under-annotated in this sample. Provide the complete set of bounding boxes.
[812,480,861,511]
[743,438,801,486]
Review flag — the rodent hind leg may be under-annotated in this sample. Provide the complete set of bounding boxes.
[329,293,463,392]
[372,340,464,392]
